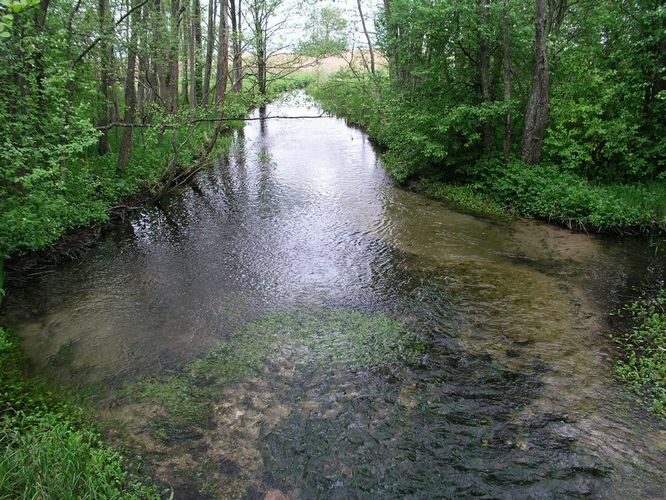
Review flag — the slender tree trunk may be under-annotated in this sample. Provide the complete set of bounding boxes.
[230,0,243,91]
[34,0,51,114]
[188,0,197,108]
[168,0,181,113]
[204,0,229,155]
[118,0,140,173]
[98,0,112,154]
[479,0,492,154]
[193,0,203,101]
[253,5,266,96]
[357,0,375,75]
[203,0,216,104]
[214,0,229,103]
[383,0,398,81]
[137,6,148,118]
[521,0,549,164]
[183,11,190,105]
[502,0,512,162]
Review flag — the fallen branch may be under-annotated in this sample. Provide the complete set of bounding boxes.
[95,113,328,130]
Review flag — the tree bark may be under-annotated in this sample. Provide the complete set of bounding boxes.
[168,0,181,113]
[521,0,549,164]
[214,0,229,103]
[188,0,197,108]
[193,0,203,101]
[479,0,492,154]
[34,0,51,114]
[229,0,243,91]
[203,0,230,155]
[98,0,113,154]
[357,0,375,75]
[183,9,190,106]
[502,0,511,162]
[118,0,140,173]
[203,0,216,104]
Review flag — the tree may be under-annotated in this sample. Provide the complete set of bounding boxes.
[300,5,348,56]
[356,0,375,75]
[521,0,549,164]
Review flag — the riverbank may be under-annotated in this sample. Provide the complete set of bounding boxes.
[308,73,666,235]
[0,78,311,498]
[1,75,312,285]
[308,74,666,419]
[0,327,163,497]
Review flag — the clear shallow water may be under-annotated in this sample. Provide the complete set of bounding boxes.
[3,92,665,498]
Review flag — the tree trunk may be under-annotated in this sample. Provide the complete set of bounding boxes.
[214,0,229,103]
[168,0,181,113]
[183,11,190,105]
[357,0,375,75]
[383,0,398,81]
[193,0,203,101]
[521,0,549,164]
[204,0,229,154]
[98,0,112,154]
[203,0,216,104]
[117,0,140,173]
[34,0,51,114]
[188,0,197,108]
[479,0,492,154]
[230,0,243,92]
[502,0,511,162]
[253,4,266,96]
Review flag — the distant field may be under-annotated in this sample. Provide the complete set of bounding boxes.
[264,51,386,78]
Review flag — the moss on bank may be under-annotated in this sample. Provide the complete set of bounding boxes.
[0,327,162,498]
[611,290,666,418]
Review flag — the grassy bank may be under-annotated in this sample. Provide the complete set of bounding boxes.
[611,290,666,419]
[0,327,162,498]
[309,73,666,234]
[0,75,312,269]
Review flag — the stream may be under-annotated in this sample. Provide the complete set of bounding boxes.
[2,91,665,498]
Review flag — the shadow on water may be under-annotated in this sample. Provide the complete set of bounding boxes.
[2,91,665,498]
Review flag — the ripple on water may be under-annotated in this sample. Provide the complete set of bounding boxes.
[2,91,665,498]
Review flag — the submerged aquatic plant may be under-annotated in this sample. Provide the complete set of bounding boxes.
[125,309,426,429]
[612,290,666,418]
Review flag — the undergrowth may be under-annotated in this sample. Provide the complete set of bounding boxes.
[0,327,163,498]
[611,290,666,418]
[309,73,666,233]
[0,74,313,262]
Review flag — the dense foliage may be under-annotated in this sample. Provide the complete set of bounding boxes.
[0,0,321,264]
[0,327,162,497]
[310,0,666,232]
[612,290,666,418]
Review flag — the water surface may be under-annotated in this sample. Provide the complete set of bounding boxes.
[3,92,665,498]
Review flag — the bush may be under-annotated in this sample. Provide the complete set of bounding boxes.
[309,73,666,233]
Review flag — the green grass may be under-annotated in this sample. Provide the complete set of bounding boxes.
[0,327,163,498]
[421,179,513,218]
[611,290,666,418]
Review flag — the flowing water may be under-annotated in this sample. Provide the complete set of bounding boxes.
[2,92,665,498]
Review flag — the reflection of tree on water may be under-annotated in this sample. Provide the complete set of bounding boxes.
[259,105,267,135]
